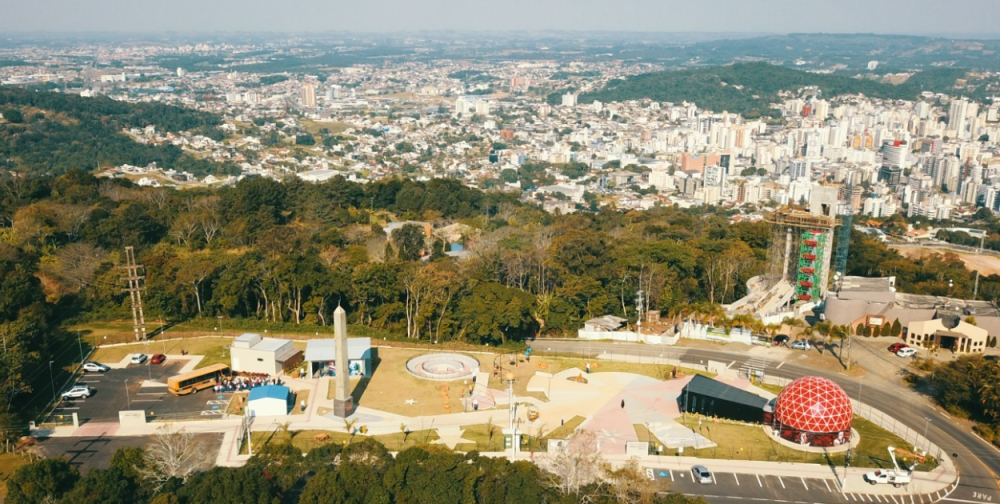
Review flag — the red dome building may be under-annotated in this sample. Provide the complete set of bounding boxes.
[765,376,853,447]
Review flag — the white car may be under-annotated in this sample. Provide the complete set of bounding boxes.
[790,340,812,351]
[82,362,109,373]
[62,385,91,400]
[692,465,713,484]
[130,354,148,365]
[896,347,917,358]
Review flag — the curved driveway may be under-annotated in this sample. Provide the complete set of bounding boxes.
[534,339,1000,504]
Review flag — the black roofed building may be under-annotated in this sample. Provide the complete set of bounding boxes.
[680,374,769,423]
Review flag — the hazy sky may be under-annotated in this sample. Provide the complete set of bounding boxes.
[4,0,1000,36]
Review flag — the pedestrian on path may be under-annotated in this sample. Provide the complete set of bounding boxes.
[621,399,625,409]
[586,363,591,374]
[473,399,479,411]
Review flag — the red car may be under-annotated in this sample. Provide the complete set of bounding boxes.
[887,343,908,354]
[150,354,166,364]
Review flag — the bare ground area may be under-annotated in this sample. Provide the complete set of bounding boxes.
[891,246,1000,275]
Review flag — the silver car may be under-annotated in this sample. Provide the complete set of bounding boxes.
[130,353,148,365]
[62,385,91,400]
[82,362,109,373]
[692,465,713,484]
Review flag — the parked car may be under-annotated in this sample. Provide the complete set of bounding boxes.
[896,347,917,358]
[81,362,109,373]
[62,385,91,400]
[130,354,148,365]
[888,343,908,353]
[774,335,790,346]
[150,354,166,364]
[791,340,812,350]
[691,465,713,484]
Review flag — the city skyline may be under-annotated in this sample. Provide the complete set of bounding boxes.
[4,0,1000,36]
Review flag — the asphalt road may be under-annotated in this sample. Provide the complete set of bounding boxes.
[535,339,1000,504]
[54,361,233,422]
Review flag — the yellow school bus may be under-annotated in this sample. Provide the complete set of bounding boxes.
[167,363,230,396]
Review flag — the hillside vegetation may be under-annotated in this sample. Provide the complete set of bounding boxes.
[0,86,233,177]
[562,63,969,117]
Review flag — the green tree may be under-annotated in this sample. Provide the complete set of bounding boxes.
[6,458,80,504]
[2,109,24,123]
[392,224,426,261]
[890,319,902,337]
[57,467,140,504]
[179,466,275,504]
[456,282,537,345]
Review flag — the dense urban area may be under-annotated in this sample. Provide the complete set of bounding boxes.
[0,31,999,504]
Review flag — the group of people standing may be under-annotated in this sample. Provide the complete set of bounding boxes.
[214,374,282,393]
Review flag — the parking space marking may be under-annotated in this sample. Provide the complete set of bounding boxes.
[668,469,672,480]
[777,476,785,489]
[756,474,762,487]
[890,495,900,504]
[727,361,736,369]
[79,380,101,383]
[132,399,160,402]
[205,400,228,405]
[776,361,786,369]
[137,392,165,396]
[800,477,808,490]
[55,407,79,410]
[733,473,739,485]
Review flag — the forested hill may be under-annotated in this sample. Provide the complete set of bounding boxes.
[0,86,234,177]
[567,63,968,118]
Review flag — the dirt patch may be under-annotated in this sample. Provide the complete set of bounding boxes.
[892,246,1000,275]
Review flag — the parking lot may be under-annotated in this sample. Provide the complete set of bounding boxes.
[652,467,946,504]
[35,433,224,473]
[54,360,234,423]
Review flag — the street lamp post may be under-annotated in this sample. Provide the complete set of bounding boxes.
[922,417,932,454]
[218,315,224,335]
[77,331,84,363]
[48,361,56,402]
[124,379,131,410]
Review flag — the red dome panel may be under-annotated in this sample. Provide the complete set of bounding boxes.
[774,376,852,433]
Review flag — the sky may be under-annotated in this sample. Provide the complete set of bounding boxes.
[3,0,1000,36]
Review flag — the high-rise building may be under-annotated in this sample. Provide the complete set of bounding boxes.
[301,83,317,108]
[880,140,907,168]
[878,165,902,186]
[949,98,969,138]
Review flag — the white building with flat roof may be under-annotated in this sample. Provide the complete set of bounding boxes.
[230,333,302,375]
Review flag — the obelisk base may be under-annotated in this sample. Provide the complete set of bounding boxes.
[333,398,354,418]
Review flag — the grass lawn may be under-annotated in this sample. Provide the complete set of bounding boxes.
[300,120,354,135]
[0,453,28,499]
[676,416,937,470]
[91,337,233,369]
[333,348,479,416]
[227,392,248,416]
[491,353,714,400]
[634,423,667,453]
[546,415,586,440]
[290,390,310,415]
[755,383,785,396]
